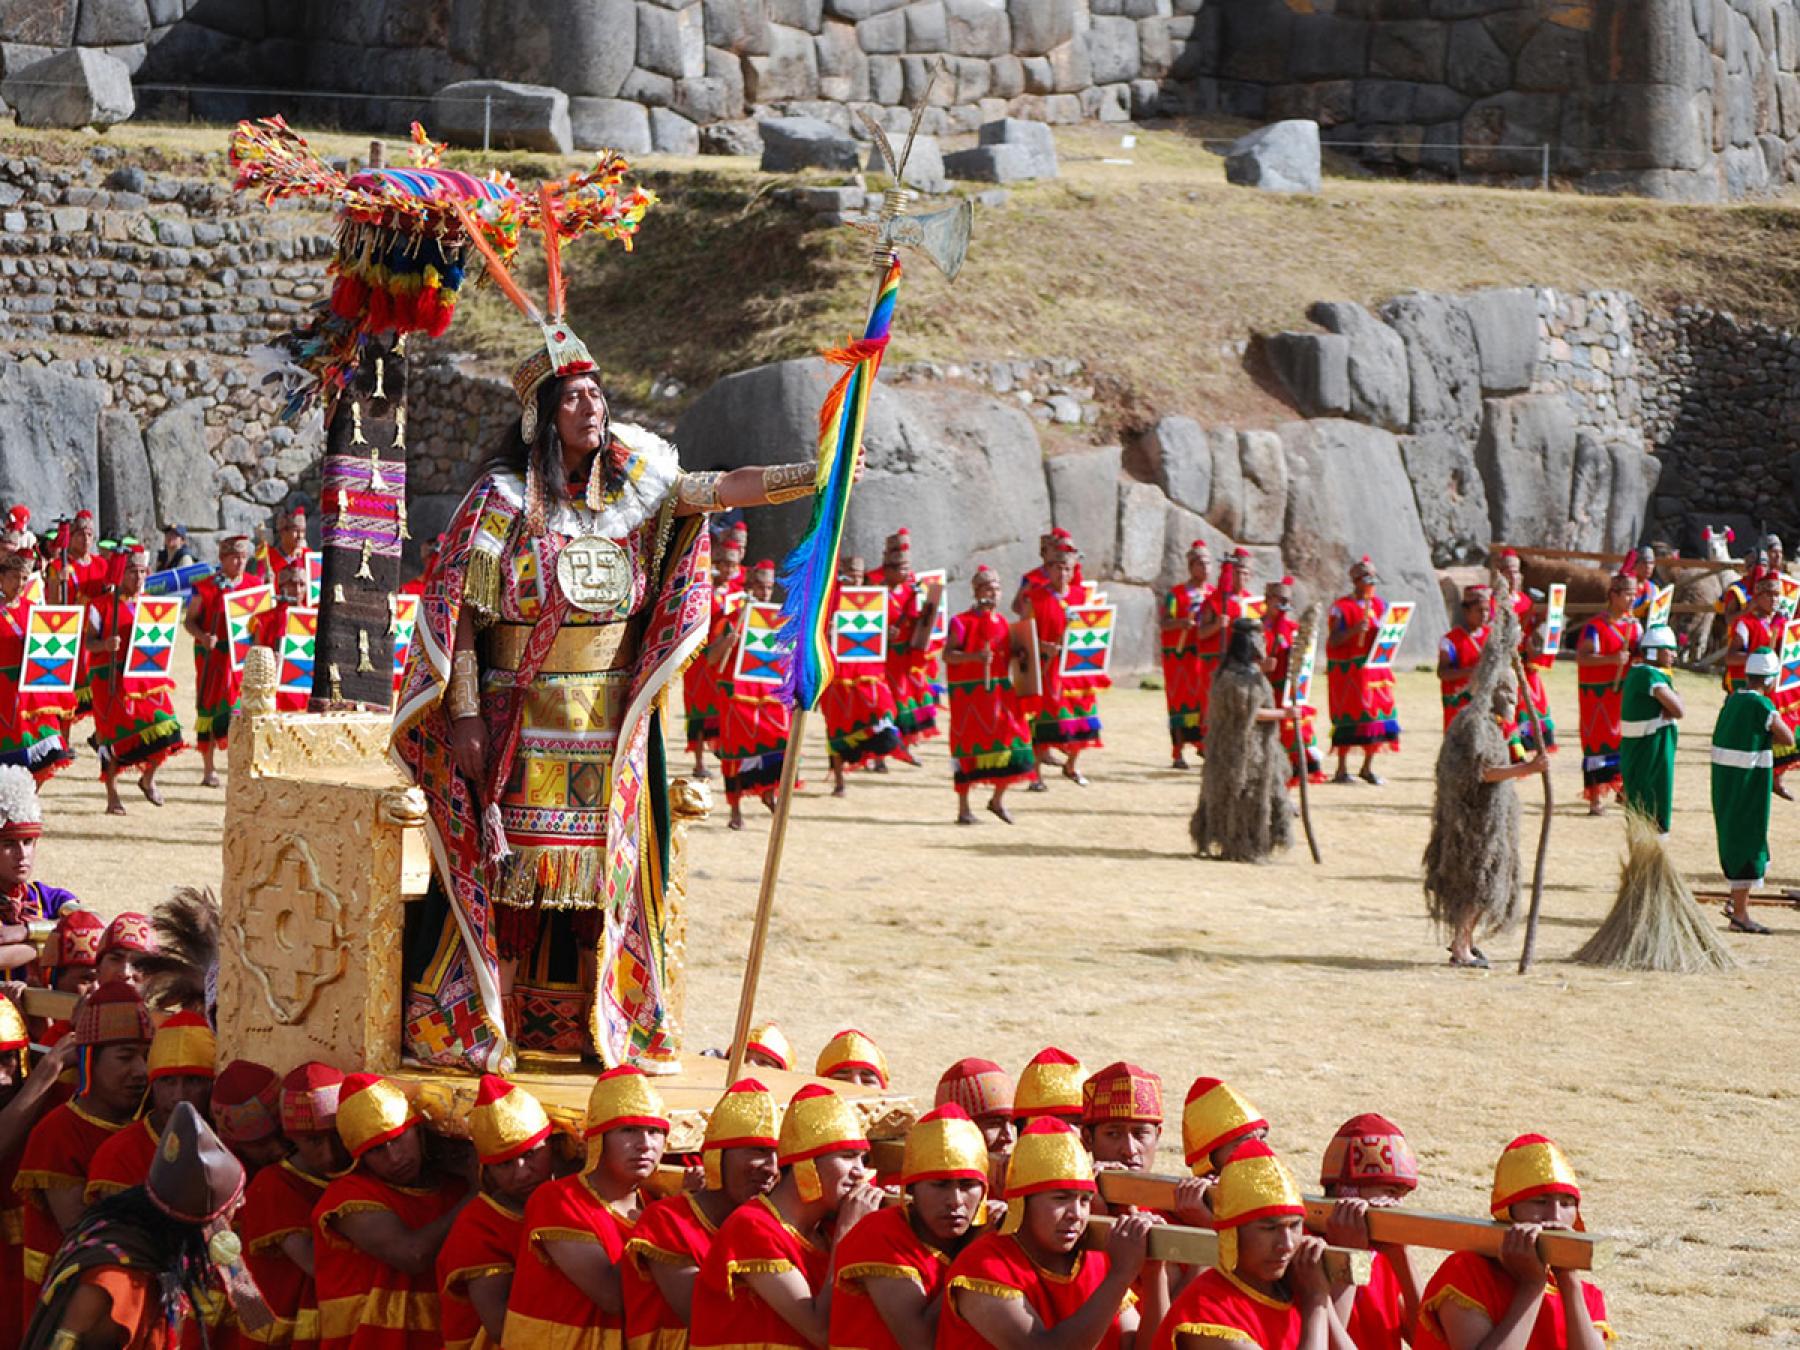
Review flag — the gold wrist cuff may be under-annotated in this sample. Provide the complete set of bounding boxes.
[446,651,481,719]
[762,461,817,505]
[678,471,723,512]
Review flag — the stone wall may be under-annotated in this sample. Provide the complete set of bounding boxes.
[5,0,1800,199]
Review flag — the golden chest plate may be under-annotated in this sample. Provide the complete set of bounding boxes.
[557,535,633,615]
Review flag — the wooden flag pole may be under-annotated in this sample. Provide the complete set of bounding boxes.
[724,709,809,1086]
[1093,1172,1611,1271]
[1288,603,1323,864]
[1514,654,1554,974]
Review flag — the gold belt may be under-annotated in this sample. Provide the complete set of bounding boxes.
[486,621,637,674]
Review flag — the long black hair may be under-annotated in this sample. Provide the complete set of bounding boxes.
[474,373,624,504]
[1221,617,1265,672]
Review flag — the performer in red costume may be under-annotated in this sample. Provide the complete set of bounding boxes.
[1160,541,1214,769]
[87,544,185,813]
[718,560,794,830]
[1263,576,1324,785]
[1018,537,1104,788]
[872,528,938,759]
[1574,572,1643,815]
[945,565,1034,824]
[685,523,745,781]
[822,553,902,796]
[185,534,259,787]
[1325,557,1401,785]
[1438,585,1493,729]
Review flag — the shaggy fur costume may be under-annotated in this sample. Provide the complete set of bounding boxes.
[1192,627,1293,862]
[1423,593,1523,937]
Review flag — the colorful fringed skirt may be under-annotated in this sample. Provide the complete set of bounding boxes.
[0,703,67,783]
[1280,703,1326,785]
[90,678,184,776]
[194,645,242,750]
[822,671,901,768]
[1327,660,1401,751]
[949,675,1034,789]
[887,654,940,744]
[1033,687,1102,752]
[720,680,791,805]
[1577,677,1625,800]
[1516,657,1557,752]
[1162,649,1208,752]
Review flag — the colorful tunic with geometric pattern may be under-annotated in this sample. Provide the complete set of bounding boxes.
[187,571,261,750]
[391,426,712,1072]
[1575,615,1642,801]
[0,593,72,781]
[1022,578,1104,753]
[938,1231,1125,1350]
[828,1204,957,1350]
[946,608,1034,789]
[623,1190,720,1350]
[1326,594,1400,752]
[689,1194,828,1350]
[1414,1251,1614,1348]
[1440,622,1490,729]
[1266,610,1323,784]
[1619,664,1678,832]
[719,635,793,809]
[1726,614,1800,777]
[437,1193,524,1350]
[1160,582,1213,753]
[312,1171,466,1350]
[1711,688,1779,886]
[241,1159,329,1350]
[46,550,110,724]
[15,1097,128,1322]
[1152,1266,1301,1349]
[501,1173,637,1350]
[88,595,185,776]
[821,585,902,770]
[1515,588,1557,753]
[873,570,939,746]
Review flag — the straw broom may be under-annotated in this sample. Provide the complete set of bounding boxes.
[1574,807,1737,973]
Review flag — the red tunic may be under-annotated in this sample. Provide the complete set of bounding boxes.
[1153,1266,1303,1348]
[1346,1249,1407,1350]
[312,1170,467,1350]
[502,1173,638,1350]
[821,583,903,769]
[946,609,1034,789]
[0,1083,65,1350]
[438,1193,525,1350]
[1161,582,1213,751]
[188,573,260,748]
[828,1204,957,1350]
[690,1194,829,1349]
[16,1097,129,1320]
[875,570,940,745]
[85,1115,158,1204]
[1415,1250,1615,1348]
[1022,579,1104,751]
[0,594,74,782]
[1265,610,1323,784]
[1515,590,1557,752]
[87,595,185,775]
[1325,593,1401,751]
[1439,623,1490,728]
[938,1230,1126,1349]
[683,580,739,753]
[623,1191,720,1350]
[1575,614,1642,800]
[253,600,311,712]
[242,1159,329,1350]
[50,551,111,722]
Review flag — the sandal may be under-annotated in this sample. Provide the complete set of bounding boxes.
[1448,951,1491,969]
[1332,770,1357,786]
[1062,767,1089,786]
[1359,768,1386,786]
[1727,914,1772,935]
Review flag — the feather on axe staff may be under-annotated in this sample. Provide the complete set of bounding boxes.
[724,65,974,1085]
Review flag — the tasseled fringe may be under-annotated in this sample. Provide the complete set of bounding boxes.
[493,843,607,909]
[483,802,510,864]
[463,550,502,626]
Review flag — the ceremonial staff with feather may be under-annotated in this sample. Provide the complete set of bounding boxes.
[725,73,973,1082]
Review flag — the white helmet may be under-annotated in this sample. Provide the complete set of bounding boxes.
[1745,649,1779,679]
[1640,625,1677,651]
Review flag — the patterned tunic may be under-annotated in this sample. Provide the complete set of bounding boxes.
[0,593,71,780]
[946,608,1034,789]
[1023,578,1105,752]
[1576,614,1642,800]
[88,595,185,774]
[1160,582,1213,752]
[1326,594,1401,751]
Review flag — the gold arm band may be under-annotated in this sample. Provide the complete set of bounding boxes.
[50,1332,81,1350]
[447,650,480,720]
[678,471,724,512]
[762,461,817,506]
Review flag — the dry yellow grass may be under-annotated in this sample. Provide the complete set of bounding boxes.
[38,643,1800,1346]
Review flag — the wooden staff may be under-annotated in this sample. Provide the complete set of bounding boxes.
[1690,888,1800,909]
[1287,604,1322,864]
[1094,1172,1611,1271]
[1083,1214,1371,1285]
[1514,653,1554,974]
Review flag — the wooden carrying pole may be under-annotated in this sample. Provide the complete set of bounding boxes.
[1094,1172,1610,1271]
[1513,655,1554,974]
[1691,888,1800,909]
[1083,1215,1371,1286]
[724,708,810,1086]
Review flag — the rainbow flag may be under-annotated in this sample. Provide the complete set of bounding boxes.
[776,259,902,711]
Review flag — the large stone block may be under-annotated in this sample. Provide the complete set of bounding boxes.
[3,48,134,128]
[1237,430,1287,545]
[1046,444,1124,576]
[0,0,76,46]
[1088,14,1141,84]
[0,360,102,524]
[1115,478,1167,585]
[945,0,1009,56]
[1289,12,1369,82]
[479,0,636,97]
[1305,300,1410,431]
[1566,429,1613,551]
[705,0,770,54]
[675,72,740,121]
[98,409,154,542]
[1379,290,1482,437]
[1279,418,1447,658]
[866,134,946,191]
[744,23,820,99]
[943,142,1037,181]
[760,114,862,169]
[1474,393,1577,547]
[639,0,706,77]
[1371,19,1448,83]
[76,0,150,45]
[650,106,701,154]
[1265,332,1351,417]
[1009,0,1075,54]
[1224,120,1321,193]
[432,80,572,154]
[1463,286,1538,393]
[1445,17,1510,97]
[905,0,947,50]
[570,97,653,153]
[1108,582,1161,674]
[978,116,1058,176]
[1159,503,1234,594]
[768,0,825,30]
[1604,434,1659,552]
[1397,428,1490,566]
[1207,424,1244,539]
[144,401,219,532]
[1145,414,1211,516]
[675,359,1050,584]
[1045,34,1091,90]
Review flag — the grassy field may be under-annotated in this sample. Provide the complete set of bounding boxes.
[21,117,1800,432]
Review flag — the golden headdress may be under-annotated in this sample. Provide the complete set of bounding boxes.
[778,1084,869,1204]
[902,1104,989,1187]
[1490,1133,1582,1221]
[147,1011,217,1083]
[815,1028,889,1089]
[1210,1138,1306,1272]
[701,1077,780,1191]
[1014,1047,1085,1122]
[585,1065,671,1140]
[1182,1076,1267,1175]
[0,992,26,1056]
[745,1021,793,1072]
[1000,1117,1094,1235]
[471,1074,552,1166]
[336,1073,417,1160]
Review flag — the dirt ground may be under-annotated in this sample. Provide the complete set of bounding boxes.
[37,650,1798,1345]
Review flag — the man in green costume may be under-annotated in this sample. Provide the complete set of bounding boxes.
[1619,624,1685,833]
[1710,647,1796,934]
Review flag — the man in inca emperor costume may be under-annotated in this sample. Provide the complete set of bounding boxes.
[390,224,817,1076]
